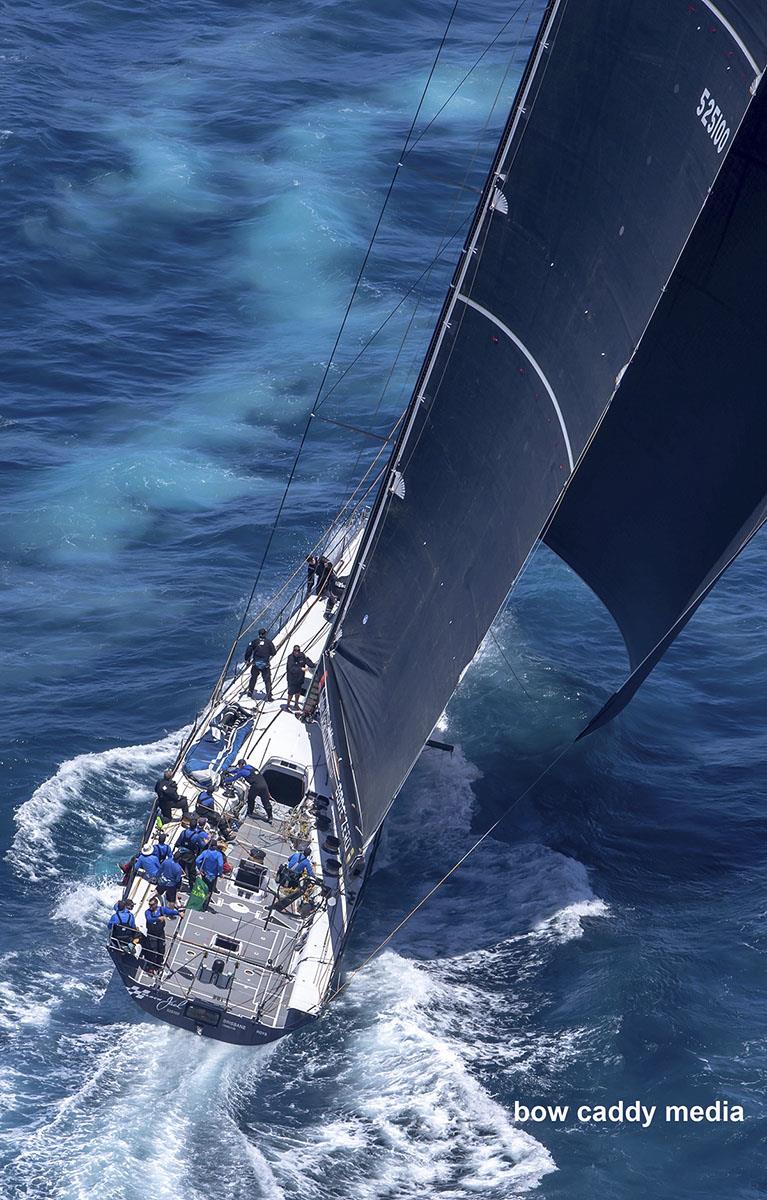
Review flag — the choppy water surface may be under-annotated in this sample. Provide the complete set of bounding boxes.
[1,2,765,1197]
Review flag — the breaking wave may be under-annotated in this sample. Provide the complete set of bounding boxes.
[0,729,608,1199]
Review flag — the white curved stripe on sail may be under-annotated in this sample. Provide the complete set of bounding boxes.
[456,293,575,471]
[698,0,761,80]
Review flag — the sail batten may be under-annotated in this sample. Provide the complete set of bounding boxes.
[320,0,767,843]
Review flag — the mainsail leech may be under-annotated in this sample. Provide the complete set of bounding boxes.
[320,0,767,846]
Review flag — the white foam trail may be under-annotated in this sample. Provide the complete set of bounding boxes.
[4,1024,277,1200]
[8,727,188,880]
[0,979,57,1032]
[51,877,121,931]
[3,733,603,1198]
[315,955,557,1197]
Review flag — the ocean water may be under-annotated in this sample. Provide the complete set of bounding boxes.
[1,2,765,1198]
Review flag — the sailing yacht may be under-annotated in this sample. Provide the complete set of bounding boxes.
[109,0,767,1043]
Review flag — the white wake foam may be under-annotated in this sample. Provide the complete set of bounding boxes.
[8,727,188,880]
[51,877,122,931]
[2,727,607,1199]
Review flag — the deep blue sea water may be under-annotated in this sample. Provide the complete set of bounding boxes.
[1,2,766,1197]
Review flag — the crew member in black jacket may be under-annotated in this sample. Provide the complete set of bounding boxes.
[245,628,276,701]
[285,644,315,711]
[154,770,188,820]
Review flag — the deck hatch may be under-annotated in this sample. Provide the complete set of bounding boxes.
[213,935,240,953]
[234,862,267,893]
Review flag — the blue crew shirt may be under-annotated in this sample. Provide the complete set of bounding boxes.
[195,848,225,880]
[145,905,180,928]
[224,764,255,782]
[135,852,161,879]
[189,828,211,855]
[287,851,315,879]
[108,908,136,929]
[156,859,183,888]
[176,827,197,852]
[152,842,173,863]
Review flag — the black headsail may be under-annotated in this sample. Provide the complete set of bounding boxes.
[546,65,767,736]
[319,0,767,847]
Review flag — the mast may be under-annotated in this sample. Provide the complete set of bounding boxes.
[328,0,561,640]
[319,0,767,846]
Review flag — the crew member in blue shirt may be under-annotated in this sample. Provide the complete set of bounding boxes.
[195,787,223,828]
[155,855,183,905]
[195,840,225,892]
[135,843,161,880]
[189,820,211,854]
[287,850,315,880]
[108,900,136,949]
[143,897,183,972]
[152,832,173,864]
[175,819,202,889]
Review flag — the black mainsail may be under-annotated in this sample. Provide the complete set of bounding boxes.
[318,0,767,848]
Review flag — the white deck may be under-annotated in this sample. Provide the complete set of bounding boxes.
[121,526,366,1032]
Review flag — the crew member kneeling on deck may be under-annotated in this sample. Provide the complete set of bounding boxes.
[143,896,183,973]
[286,850,315,880]
[154,770,189,821]
[195,787,223,828]
[277,851,315,891]
[275,850,315,911]
[108,900,137,951]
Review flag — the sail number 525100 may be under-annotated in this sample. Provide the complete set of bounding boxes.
[696,89,730,153]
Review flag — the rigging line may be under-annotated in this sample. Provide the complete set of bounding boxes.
[327,731,578,1004]
[314,0,461,412]
[331,2,547,609]
[314,214,470,412]
[310,413,391,442]
[318,0,531,425]
[201,418,388,717]
[387,7,532,429]
[236,451,392,644]
[335,5,532,518]
[489,627,535,700]
[216,0,463,684]
[402,0,534,161]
